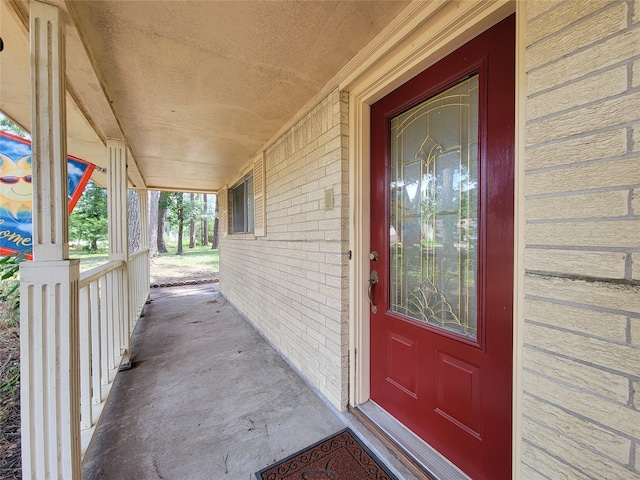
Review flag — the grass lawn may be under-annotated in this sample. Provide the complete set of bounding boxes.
[150,244,219,285]
[70,242,219,285]
[70,247,110,271]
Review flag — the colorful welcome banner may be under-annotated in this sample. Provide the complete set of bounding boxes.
[0,131,95,259]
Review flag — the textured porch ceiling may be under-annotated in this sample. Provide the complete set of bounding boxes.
[0,0,410,192]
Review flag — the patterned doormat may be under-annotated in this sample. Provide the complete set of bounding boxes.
[255,428,399,480]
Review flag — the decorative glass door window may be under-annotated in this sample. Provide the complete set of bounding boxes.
[389,75,479,339]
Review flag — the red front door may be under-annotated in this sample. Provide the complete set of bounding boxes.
[369,15,515,479]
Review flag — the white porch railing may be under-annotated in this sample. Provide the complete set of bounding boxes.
[77,248,150,455]
[129,248,150,328]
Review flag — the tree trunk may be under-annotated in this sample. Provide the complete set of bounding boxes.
[149,190,159,257]
[202,193,208,246]
[177,193,184,255]
[157,191,169,253]
[128,190,141,254]
[212,194,219,249]
[189,192,196,248]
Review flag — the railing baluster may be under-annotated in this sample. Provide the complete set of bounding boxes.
[118,268,127,355]
[131,261,136,332]
[109,270,118,370]
[79,285,92,430]
[90,280,102,404]
[76,250,149,455]
[124,267,130,347]
[99,275,109,386]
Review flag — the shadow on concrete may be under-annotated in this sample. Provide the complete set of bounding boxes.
[82,283,420,480]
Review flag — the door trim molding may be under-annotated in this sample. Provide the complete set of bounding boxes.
[346,0,523,476]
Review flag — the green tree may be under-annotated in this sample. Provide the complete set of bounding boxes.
[157,191,171,253]
[189,192,196,248]
[157,192,208,254]
[211,194,219,249]
[69,181,108,252]
[176,193,184,255]
[186,193,210,248]
[0,112,29,139]
[149,190,160,257]
[162,192,184,254]
[202,194,209,246]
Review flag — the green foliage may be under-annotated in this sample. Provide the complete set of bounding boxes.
[0,252,25,327]
[0,112,30,139]
[162,193,213,234]
[163,192,184,226]
[0,364,20,397]
[158,190,173,211]
[158,192,218,252]
[69,181,108,253]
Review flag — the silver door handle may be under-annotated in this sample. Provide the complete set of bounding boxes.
[368,270,379,314]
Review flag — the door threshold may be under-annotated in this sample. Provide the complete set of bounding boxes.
[352,401,470,480]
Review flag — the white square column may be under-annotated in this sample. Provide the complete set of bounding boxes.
[139,190,149,250]
[107,141,129,262]
[106,140,131,361]
[139,190,150,306]
[30,1,68,261]
[20,2,82,478]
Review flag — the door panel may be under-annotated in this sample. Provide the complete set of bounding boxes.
[434,351,481,437]
[370,15,515,480]
[386,332,418,397]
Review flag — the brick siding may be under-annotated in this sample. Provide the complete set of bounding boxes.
[220,89,350,409]
[522,1,640,477]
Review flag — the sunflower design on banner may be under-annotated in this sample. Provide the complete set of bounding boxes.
[0,131,95,258]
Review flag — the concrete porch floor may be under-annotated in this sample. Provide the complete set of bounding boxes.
[82,283,421,480]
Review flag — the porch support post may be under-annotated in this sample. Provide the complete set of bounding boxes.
[139,190,150,304]
[107,141,129,262]
[139,190,149,250]
[131,189,149,329]
[107,140,131,365]
[20,2,82,478]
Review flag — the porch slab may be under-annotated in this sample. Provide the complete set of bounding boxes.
[82,283,421,480]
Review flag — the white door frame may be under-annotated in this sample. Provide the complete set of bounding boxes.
[343,0,525,476]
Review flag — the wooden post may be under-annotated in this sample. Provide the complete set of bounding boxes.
[106,140,132,366]
[139,190,149,249]
[20,2,82,478]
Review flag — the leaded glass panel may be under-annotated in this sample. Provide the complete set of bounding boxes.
[389,75,479,339]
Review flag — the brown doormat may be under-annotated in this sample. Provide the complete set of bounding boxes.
[255,428,399,480]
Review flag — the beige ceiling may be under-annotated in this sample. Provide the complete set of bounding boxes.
[1,0,411,192]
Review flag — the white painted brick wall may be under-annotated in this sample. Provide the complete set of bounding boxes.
[220,89,349,409]
[522,1,640,477]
